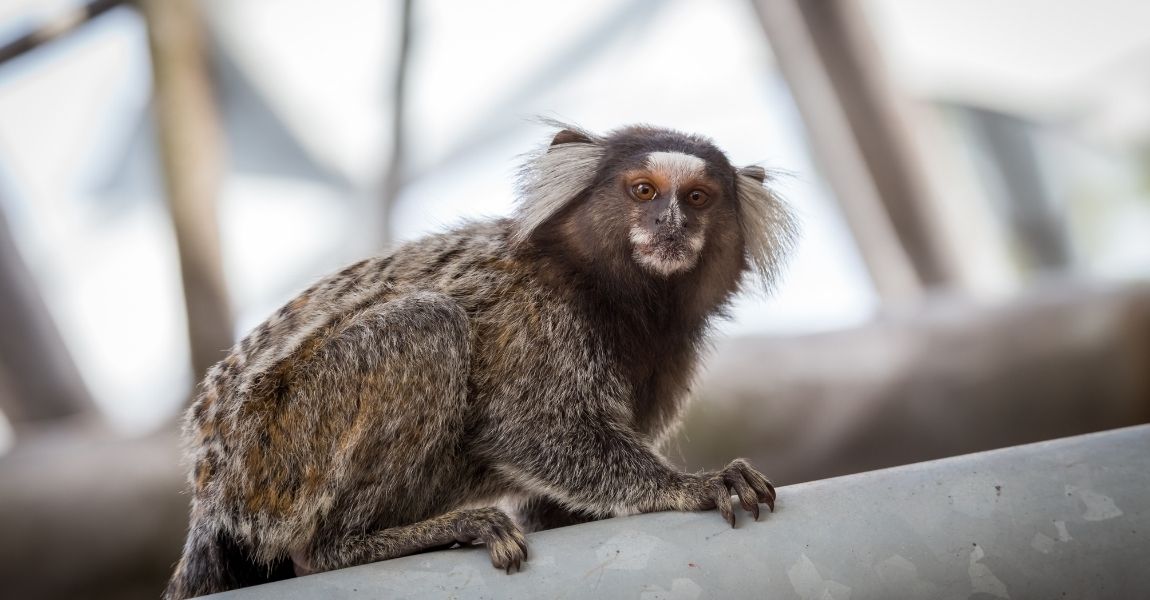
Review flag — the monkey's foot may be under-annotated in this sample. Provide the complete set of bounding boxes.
[453,507,529,573]
[697,458,777,527]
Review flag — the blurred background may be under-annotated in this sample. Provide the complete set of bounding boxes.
[1,0,1149,597]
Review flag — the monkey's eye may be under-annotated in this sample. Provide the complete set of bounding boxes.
[686,189,710,207]
[631,182,657,202]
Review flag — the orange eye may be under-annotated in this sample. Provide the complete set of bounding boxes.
[631,182,657,202]
[686,189,709,207]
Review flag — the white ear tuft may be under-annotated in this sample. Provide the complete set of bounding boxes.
[735,165,797,292]
[739,165,768,183]
[511,125,605,247]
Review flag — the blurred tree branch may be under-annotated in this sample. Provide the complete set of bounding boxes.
[677,281,1150,483]
[377,0,415,250]
[751,0,966,300]
[963,107,1073,271]
[0,424,185,600]
[0,0,127,66]
[0,207,95,430]
[141,0,234,381]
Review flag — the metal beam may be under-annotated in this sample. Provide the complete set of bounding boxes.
[207,425,1150,599]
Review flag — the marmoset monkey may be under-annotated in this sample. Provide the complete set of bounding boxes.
[165,122,796,599]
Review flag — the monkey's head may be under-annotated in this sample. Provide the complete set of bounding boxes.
[513,122,795,295]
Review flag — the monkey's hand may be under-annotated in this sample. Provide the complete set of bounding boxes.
[452,508,529,573]
[680,459,776,527]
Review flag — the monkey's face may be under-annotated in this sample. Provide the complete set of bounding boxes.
[619,151,722,276]
[517,123,789,292]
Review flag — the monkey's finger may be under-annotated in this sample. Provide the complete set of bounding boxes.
[737,463,776,509]
[726,473,760,520]
[489,541,511,570]
[712,481,735,528]
[495,548,516,573]
[758,477,777,512]
[513,534,529,561]
[745,468,782,505]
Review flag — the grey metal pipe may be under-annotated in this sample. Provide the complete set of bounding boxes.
[209,425,1150,599]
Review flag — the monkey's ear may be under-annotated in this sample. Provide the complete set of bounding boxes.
[550,129,594,147]
[735,164,797,293]
[512,125,605,248]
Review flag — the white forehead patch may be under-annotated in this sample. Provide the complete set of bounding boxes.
[646,151,706,187]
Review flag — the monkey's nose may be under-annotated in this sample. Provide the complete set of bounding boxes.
[655,202,685,228]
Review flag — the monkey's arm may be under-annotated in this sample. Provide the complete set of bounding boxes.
[484,370,774,526]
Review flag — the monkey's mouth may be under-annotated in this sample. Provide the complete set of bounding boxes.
[630,228,702,276]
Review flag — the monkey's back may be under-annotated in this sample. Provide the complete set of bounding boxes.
[181,219,551,556]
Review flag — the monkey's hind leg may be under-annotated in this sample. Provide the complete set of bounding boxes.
[277,291,526,575]
[302,507,528,574]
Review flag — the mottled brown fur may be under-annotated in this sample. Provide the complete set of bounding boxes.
[165,123,795,599]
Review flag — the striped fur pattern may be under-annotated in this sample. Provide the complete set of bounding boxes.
[165,123,794,599]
